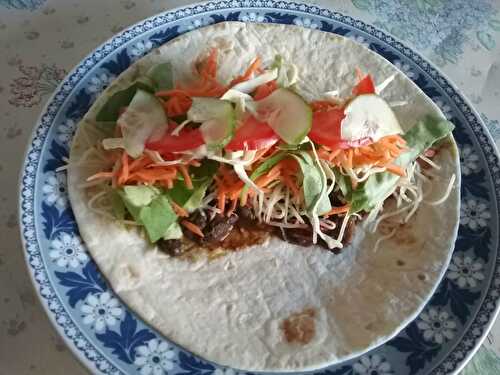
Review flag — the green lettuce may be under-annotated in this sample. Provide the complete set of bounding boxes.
[118,186,177,243]
[96,62,173,122]
[349,116,455,213]
[291,151,331,215]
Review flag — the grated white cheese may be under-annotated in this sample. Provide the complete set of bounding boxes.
[424,174,456,206]
[418,155,441,170]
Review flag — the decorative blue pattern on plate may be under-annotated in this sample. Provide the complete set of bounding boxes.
[18,1,500,374]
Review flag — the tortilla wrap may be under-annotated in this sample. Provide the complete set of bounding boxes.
[68,22,460,371]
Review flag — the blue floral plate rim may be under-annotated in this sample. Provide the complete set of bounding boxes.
[18,1,500,375]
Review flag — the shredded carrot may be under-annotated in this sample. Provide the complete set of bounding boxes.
[128,168,177,184]
[117,151,129,186]
[181,220,204,238]
[385,164,405,176]
[322,204,350,217]
[200,48,218,80]
[171,201,188,217]
[346,149,353,169]
[319,134,408,177]
[256,168,281,188]
[217,191,226,214]
[179,165,193,190]
[230,57,262,86]
[155,49,227,117]
[129,155,152,172]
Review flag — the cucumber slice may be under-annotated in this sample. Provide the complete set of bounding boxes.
[341,94,403,142]
[118,89,167,158]
[188,97,236,150]
[256,88,312,145]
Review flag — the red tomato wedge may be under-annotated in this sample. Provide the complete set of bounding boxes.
[225,116,279,151]
[146,127,205,153]
[352,75,376,96]
[309,108,371,149]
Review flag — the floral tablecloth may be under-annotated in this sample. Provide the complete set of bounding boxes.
[1,0,500,374]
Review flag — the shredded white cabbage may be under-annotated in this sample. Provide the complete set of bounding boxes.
[369,153,452,249]
[267,221,308,229]
[309,142,343,249]
[87,190,115,220]
[336,213,350,244]
[424,174,456,206]
[208,150,263,195]
[221,89,257,116]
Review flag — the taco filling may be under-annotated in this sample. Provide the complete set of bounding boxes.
[78,50,455,257]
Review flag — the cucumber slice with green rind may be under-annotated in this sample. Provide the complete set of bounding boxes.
[256,88,312,145]
[188,97,236,150]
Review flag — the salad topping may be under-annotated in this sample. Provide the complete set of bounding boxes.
[78,49,455,255]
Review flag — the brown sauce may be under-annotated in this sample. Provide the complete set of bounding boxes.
[219,223,270,250]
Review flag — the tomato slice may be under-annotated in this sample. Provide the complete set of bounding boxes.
[225,116,279,151]
[146,127,205,153]
[309,108,345,149]
[353,75,375,96]
[309,108,371,149]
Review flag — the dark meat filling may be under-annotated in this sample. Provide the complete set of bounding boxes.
[278,215,358,254]
[163,207,359,257]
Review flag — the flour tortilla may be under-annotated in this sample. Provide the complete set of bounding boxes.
[68,22,460,372]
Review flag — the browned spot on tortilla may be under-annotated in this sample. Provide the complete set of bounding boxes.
[378,215,419,248]
[281,308,317,345]
[365,322,375,331]
[392,223,418,247]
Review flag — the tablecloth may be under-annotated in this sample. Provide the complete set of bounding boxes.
[1,1,499,374]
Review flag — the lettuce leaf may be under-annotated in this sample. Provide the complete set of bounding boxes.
[349,116,455,213]
[291,151,331,215]
[118,186,177,243]
[167,159,218,212]
[96,62,173,123]
[138,195,177,242]
[96,81,154,123]
[163,221,183,240]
